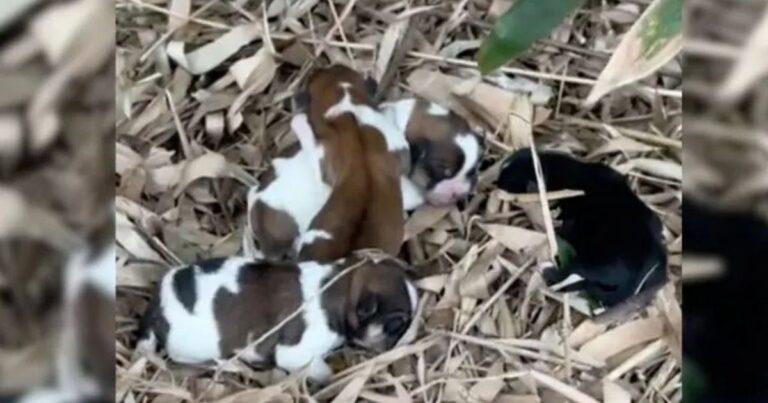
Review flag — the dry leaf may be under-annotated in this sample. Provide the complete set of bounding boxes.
[229,47,277,90]
[480,223,547,253]
[718,7,768,102]
[0,186,80,251]
[602,381,631,403]
[623,158,682,181]
[404,205,452,240]
[167,0,191,32]
[167,24,263,75]
[579,318,663,362]
[585,0,682,106]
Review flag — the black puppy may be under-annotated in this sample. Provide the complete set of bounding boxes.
[684,199,768,400]
[496,148,667,308]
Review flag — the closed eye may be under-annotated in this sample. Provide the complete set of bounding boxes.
[384,316,408,336]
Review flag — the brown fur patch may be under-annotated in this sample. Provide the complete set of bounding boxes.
[214,261,304,363]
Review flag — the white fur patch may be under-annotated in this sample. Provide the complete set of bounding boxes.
[274,261,343,381]
[136,332,158,355]
[427,102,450,116]
[295,229,332,250]
[325,90,409,152]
[162,257,248,363]
[252,122,332,257]
[453,133,481,180]
[400,177,425,211]
[381,98,417,132]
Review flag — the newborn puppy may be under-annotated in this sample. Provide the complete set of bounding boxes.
[380,98,483,209]
[136,255,418,382]
[684,199,768,400]
[243,113,329,261]
[244,66,371,262]
[497,148,667,308]
[245,65,405,262]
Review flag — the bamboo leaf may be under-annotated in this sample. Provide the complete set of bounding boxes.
[585,0,682,106]
[478,0,584,74]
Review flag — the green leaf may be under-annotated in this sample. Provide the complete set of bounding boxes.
[682,357,708,402]
[478,0,584,74]
[585,0,682,106]
[555,235,576,268]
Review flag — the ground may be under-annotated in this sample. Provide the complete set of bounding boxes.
[115,1,682,402]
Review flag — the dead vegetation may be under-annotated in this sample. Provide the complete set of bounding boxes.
[0,0,114,393]
[684,0,768,214]
[115,0,682,401]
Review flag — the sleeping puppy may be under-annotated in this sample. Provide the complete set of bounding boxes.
[245,65,406,262]
[242,113,329,261]
[380,98,483,209]
[496,148,667,308]
[135,255,418,382]
[684,199,768,400]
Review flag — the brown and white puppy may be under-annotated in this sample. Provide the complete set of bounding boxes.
[244,65,405,262]
[136,255,417,382]
[381,98,483,209]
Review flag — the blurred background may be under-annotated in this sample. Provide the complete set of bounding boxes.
[684,0,768,401]
[0,0,114,402]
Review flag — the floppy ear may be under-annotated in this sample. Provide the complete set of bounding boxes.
[364,77,378,99]
[291,90,310,113]
[345,268,368,331]
[409,139,430,166]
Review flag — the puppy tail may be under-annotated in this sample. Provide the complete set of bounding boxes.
[134,292,166,354]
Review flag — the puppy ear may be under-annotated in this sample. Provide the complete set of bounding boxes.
[364,77,378,99]
[409,139,429,166]
[345,267,368,331]
[291,90,310,113]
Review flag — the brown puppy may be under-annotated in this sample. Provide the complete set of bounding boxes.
[381,97,483,209]
[244,65,405,262]
[136,254,417,382]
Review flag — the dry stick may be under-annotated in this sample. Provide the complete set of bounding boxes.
[138,0,219,62]
[522,115,574,379]
[564,117,682,150]
[459,259,532,334]
[124,0,230,29]
[530,370,600,403]
[323,0,357,69]
[164,89,192,159]
[407,51,682,99]
[314,0,358,59]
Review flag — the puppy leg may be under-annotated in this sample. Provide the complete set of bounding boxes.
[306,358,333,383]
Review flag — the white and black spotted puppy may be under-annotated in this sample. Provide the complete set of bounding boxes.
[136,255,418,382]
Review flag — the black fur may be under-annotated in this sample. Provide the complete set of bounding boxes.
[172,266,197,313]
[684,199,768,399]
[496,149,667,307]
[135,288,170,351]
[197,257,228,273]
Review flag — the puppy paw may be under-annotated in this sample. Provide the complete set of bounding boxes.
[306,358,333,383]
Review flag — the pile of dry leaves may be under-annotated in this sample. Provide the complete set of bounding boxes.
[116,1,682,402]
[0,0,114,393]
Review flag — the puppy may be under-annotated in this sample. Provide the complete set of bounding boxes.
[245,65,405,262]
[243,114,329,261]
[684,199,768,399]
[380,98,483,209]
[496,149,667,308]
[136,255,418,382]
